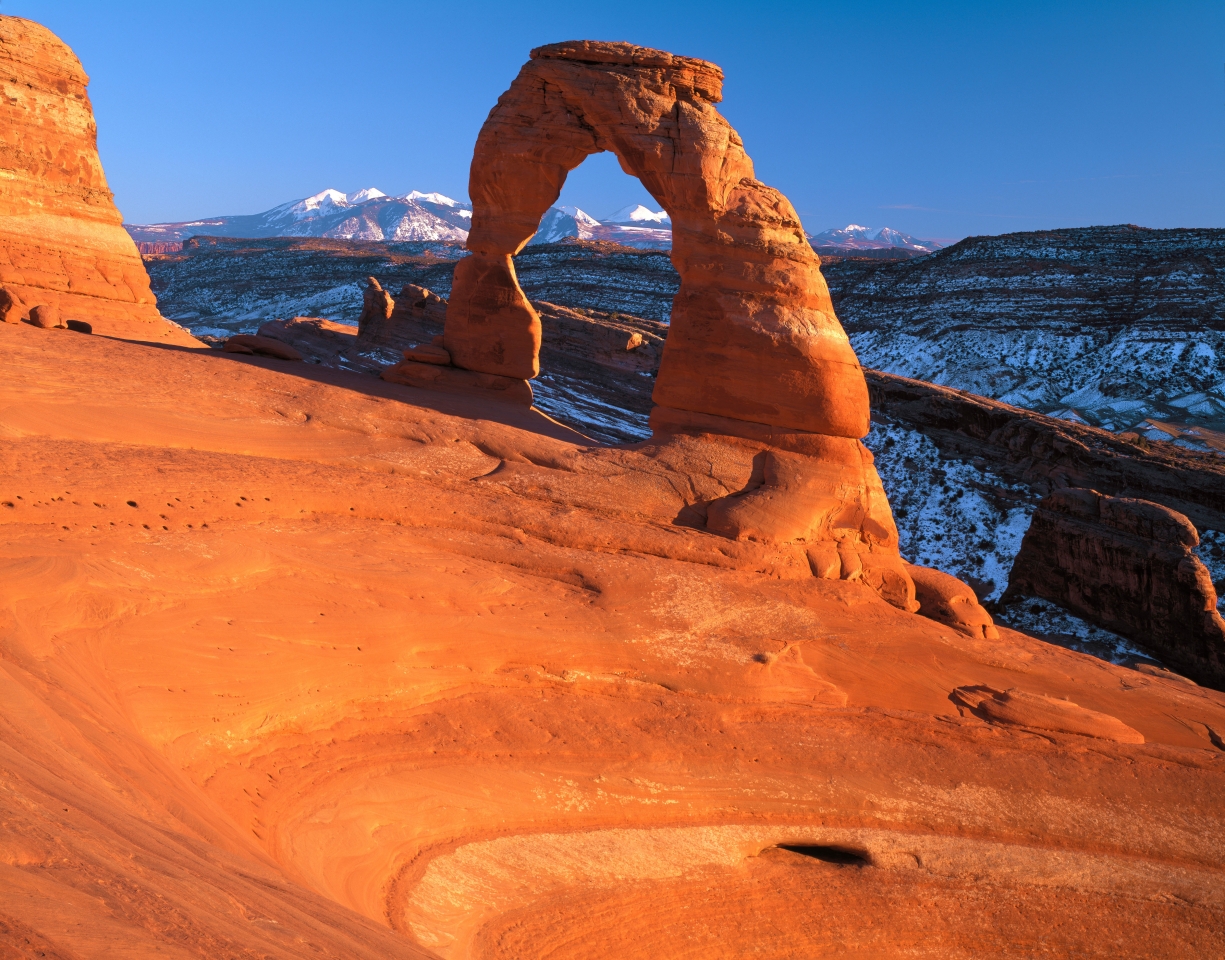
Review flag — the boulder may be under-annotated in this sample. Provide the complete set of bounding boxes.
[29,303,62,329]
[906,563,999,639]
[1005,488,1225,689]
[0,17,195,345]
[0,286,25,324]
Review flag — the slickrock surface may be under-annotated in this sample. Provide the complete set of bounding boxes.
[1007,489,1225,688]
[4,320,1225,957]
[0,17,195,345]
[450,41,867,438]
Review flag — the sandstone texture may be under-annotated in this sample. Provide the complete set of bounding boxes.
[0,16,195,344]
[1006,488,1225,688]
[3,320,1225,957]
[450,41,868,439]
[952,686,1146,743]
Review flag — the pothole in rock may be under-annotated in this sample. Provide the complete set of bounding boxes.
[772,844,872,867]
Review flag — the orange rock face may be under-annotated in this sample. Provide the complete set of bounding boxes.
[0,16,194,344]
[3,321,1225,958]
[448,40,868,438]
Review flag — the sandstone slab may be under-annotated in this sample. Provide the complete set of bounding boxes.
[223,334,303,361]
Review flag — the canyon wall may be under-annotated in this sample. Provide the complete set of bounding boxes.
[0,16,194,343]
[828,226,1225,438]
[865,370,1225,534]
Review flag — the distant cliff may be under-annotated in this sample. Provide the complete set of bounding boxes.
[824,225,1225,441]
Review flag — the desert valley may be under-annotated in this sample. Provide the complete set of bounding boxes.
[2,13,1225,960]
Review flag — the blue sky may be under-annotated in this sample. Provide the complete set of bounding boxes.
[7,0,1224,240]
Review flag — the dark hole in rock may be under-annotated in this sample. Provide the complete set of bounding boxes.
[776,844,870,866]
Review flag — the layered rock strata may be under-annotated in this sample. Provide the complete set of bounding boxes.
[0,16,194,344]
[827,225,1225,436]
[867,369,1225,533]
[1006,488,1225,688]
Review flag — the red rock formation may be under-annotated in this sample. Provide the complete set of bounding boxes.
[428,41,915,610]
[952,685,1145,743]
[356,276,394,334]
[1006,488,1225,688]
[448,41,868,440]
[222,334,302,361]
[0,17,195,344]
[259,316,374,369]
[906,563,999,639]
[358,282,447,355]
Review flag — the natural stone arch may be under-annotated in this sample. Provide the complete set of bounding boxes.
[444,40,869,439]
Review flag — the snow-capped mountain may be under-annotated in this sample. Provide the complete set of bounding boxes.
[605,204,670,225]
[126,188,473,244]
[128,189,677,251]
[809,224,945,254]
[526,203,672,249]
[531,205,604,244]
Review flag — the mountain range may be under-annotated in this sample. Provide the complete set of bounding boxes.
[126,190,943,254]
[125,189,474,245]
[809,224,946,253]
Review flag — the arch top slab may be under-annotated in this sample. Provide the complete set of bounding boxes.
[444,40,870,440]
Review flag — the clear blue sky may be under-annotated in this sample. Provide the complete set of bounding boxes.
[7,0,1224,240]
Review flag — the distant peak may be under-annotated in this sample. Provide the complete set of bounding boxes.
[304,188,347,205]
[554,205,602,226]
[404,190,462,207]
[346,187,386,203]
[606,203,670,224]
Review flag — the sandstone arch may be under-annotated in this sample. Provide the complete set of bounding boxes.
[445,40,868,439]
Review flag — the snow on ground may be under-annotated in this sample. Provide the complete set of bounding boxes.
[864,421,1036,601]
[864,420,1170,665]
